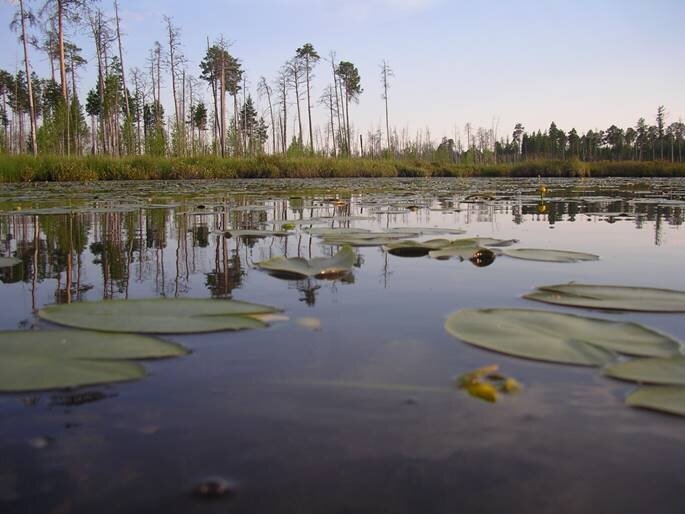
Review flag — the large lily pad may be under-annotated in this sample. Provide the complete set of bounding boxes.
[0,330,188,359]
[502,249,599,263]
[445,308,681,366]
[428,238,517,260]
[256,246,355,279]
[225,229,291,238]
[604,356,685,385]
[0,356,145,392]
[625,386,685,416]
[389,227,467,235]
[0,330,187,392]
[39,299,280,333]
[524,284,685,312]
[383,239,451,257]
[306,227,371,236]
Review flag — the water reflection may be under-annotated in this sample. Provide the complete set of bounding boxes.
[0,179,682,319]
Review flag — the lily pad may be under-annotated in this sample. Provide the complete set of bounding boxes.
[445,308,681,366]
[39,299,280,333]
[0,356,145,392]
[383,239,451,257]
[524,284,685,312]
[0,330,187,392]
[604,356,685,385]
[306,227,371,236]
[0,257,21,268]
[389,227,467,235]
[625,386,685,416]
[502,249,599,263]
[428,238,517,260]
[0,330,188,359]
[225,229,291,238]
[256,246,355,279]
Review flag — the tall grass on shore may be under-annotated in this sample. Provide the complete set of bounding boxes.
[1,155,684,182]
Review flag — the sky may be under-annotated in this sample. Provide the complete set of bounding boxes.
[1,0,684,143]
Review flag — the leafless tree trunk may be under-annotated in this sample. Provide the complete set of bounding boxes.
[19,0,38,155]
[114,0,130,120]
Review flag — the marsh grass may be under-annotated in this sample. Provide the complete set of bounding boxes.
[0,155,683,182]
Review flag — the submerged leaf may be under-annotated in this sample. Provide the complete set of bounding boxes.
[625,386,685,416]
[445,308,680,366]
[39,298,279,333]
[256,246,355,279]
[604,356,685,385]
[524,284,685,312]
[502,248,599,263]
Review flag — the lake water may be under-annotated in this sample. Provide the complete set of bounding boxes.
[1,177,684,514]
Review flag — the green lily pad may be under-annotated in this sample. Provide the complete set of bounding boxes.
[524,284,685,312]
[604,356,685,385]
[306,227,371,236]
[0,355,145,392]
[256,246,355,279]
[389,227,467,235]
[0,330,188,392]
[502,249,599,262]
[445,308,680,365]
[39,299,279,333]
[625,386,685,416]
[225,229,291,238]
[428,238,515,260]
[321,236,403,247]
[0,330,188,359]
[383,239,452,257]
[0,257,21,268]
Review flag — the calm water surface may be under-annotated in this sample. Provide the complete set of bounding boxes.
[1,177,684,514]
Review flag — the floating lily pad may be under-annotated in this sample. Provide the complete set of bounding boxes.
[321,236,403,247]
[389,227,466,235]
[428,238,515,260]
[524,284,685,312]
[0,356,145,392]
[502,249,599,263]
[0,330,188,359]
[256,246,355,279]
[39,299,280,333]
[445,308,681,366]
[0,257,21,268]
[383,239,451,257]
[625,386,685,416]
[604,356,685,385]
[225,229,291,238]
[306,227,371,236]
[0,330,187,392]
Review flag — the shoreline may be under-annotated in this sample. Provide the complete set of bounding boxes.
[1,155,684,182]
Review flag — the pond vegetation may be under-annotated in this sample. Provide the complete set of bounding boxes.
[1,177,685,513]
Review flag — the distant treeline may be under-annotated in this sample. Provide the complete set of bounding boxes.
[1,155,684,182]
[3,2,683,166]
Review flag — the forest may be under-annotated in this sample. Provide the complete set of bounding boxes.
[2,0,685,180]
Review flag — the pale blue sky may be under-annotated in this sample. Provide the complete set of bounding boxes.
[2,0,683,141]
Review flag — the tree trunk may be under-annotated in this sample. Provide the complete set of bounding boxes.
[114,1,130,120]
[293,66,303,146]
[305,57,313,151]
[19,0,37,156]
